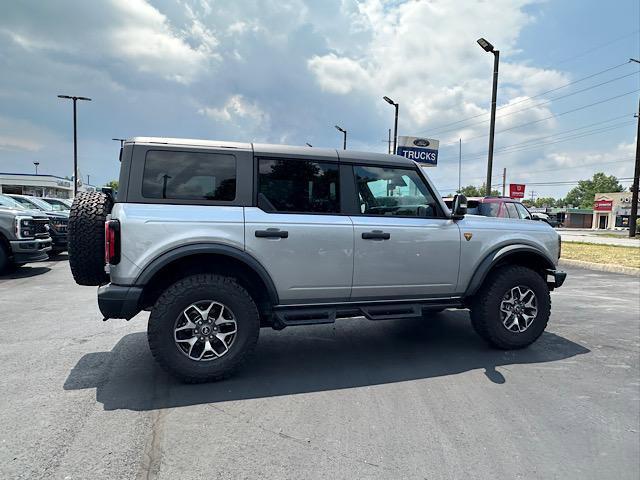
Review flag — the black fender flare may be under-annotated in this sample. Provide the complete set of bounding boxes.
[134,243,279,305]
[465,244,556,297]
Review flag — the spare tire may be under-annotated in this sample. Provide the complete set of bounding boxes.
[68,191,113,286]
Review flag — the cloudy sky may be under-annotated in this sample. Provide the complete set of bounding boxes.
[0,0,638,198]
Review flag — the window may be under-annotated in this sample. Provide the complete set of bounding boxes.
[505,202,519,219]
[479,202,500,217]
[515,203,532,220]
[258,158,340,213]
[354,165,440,217]
[142,150,236,201]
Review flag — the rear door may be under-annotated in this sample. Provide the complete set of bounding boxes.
[347,163,460,300]
[244,151,354,304]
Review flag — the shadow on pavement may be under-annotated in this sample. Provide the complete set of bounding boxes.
[64,311,590,411]
[0,265,51,279]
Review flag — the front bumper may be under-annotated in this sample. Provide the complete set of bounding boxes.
[97,283,143,320]
[49,231,68,251]
[546,269,567,290]
[10,238,52,264]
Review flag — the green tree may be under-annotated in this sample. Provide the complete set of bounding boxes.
[105,180,119,191]
[564,172,623,208]
[458,183,500,197]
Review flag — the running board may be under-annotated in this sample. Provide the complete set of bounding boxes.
[272,298,463,329]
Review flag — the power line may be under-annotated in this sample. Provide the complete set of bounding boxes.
[429,71,639,136]
[422,60,636,135]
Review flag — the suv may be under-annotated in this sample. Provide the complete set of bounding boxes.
[7,194,69,255]
[68,137,566,383]
[0,194,52,273]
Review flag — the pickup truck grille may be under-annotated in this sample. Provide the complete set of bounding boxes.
[33,219,50,238]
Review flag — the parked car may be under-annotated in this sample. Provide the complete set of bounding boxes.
[42,197,72,211]
[6,194,69,255]
[443,196,539,221]
[67,137,565,383]
[0,194,52,273]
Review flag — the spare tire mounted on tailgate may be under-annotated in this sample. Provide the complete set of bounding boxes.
[68,191,113,286]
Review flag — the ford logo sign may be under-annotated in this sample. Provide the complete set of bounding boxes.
[413,138,430,147]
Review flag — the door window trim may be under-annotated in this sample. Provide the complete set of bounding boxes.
[348,163,446,219]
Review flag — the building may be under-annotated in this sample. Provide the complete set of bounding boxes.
[592,192,633,230]
[0,173,96,199]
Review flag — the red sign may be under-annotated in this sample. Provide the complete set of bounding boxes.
[509,184,526,199]
[594,200,613,211]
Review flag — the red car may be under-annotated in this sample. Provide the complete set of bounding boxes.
[443,196,534,220]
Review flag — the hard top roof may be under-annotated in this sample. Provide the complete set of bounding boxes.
[128,137,415,167]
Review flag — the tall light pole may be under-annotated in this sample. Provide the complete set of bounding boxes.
[58,95,92,196]
[305,142,313,147]
[112,138,126,148]
[33,162,39,175]
[477,38,500,196]
[383,96,399,154]
[335,125,347,150]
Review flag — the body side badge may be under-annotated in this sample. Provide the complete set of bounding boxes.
[464,232,473,241]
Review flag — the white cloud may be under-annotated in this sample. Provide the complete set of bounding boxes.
[308,53,373,94]
[199,95,270,129]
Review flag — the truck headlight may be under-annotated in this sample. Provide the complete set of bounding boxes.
[15,216,35,239]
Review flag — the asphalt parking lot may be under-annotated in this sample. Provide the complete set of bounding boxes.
[0,258,638,480]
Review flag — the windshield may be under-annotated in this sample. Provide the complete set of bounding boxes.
[42,198,70,211]
[0,194,26,209]
[15,196,55,211]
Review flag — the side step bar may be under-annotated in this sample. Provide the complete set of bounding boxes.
[272,298,463,329]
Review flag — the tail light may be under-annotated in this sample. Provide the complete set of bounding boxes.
[105,219,121,265]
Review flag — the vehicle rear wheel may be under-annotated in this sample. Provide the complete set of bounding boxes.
[0,243,10,274]
[470,265,550,349]
[148,274,260,383]
[68,191,113,285]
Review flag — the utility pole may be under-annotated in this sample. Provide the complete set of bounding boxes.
[630,95,639,237]
[502,168,507,196]
[530,190,537,203]
[87,174,90,185]
[458,139,462,192]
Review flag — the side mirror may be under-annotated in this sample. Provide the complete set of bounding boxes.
[452,194,467,219]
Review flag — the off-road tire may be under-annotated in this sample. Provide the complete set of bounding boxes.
[470,265,550,349]
[68,191,113,286]
[148,274,260,383]
[0,242,10,274]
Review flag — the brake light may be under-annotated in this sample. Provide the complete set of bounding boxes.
[105,219,120,265]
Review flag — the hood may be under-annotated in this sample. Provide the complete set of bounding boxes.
[44,211,70,219]
[0,206,48,218]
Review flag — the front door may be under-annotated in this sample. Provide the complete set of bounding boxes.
[244,156,353,304]
[599,215,608,229]
[349,164,460,300]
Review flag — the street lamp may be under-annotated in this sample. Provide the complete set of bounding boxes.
[334,125,347,150]
[305,142,313,147]
[112,138,126,148]
[383,96,399,154]
[476,37,500,196]
[33,162,39,175]
[58,95,92,196]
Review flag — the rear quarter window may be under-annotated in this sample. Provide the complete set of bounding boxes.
[142,150,236,201]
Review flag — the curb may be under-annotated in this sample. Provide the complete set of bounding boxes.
[561,238,640,248]
[559,258,640,277]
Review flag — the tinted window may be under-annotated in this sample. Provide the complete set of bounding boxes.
[142,150,236,201]
[505,202,519,219]
[354,165,440,217]
[258,158,340,213]
[479,202,500,217]
[515,203,532,220]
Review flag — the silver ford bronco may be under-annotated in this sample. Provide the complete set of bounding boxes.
[68,137,566,383]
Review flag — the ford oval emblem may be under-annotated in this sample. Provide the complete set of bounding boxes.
[413,138,430,147]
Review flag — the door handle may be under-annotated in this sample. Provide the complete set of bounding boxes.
[255,228,289,239]
[362,230,390,240]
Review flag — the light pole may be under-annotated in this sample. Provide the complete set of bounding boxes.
[33,162,39,175]
[335,125,347,150]
[305,142,313,147]
[383,96,399,154]
[112,138,126,148]
[477,37,500,196]
[58,95,92,196]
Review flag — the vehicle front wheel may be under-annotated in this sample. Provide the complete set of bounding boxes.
[470,265,550,349]
[147,274,260,383]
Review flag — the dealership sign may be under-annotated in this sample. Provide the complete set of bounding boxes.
[594,199,613,211]
[396,136,439,166]
[509,183,526,199]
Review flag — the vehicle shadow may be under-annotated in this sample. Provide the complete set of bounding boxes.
[64,311,590,411]
[0,265,51,279]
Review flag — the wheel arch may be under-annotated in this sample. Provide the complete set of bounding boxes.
[465,244,555,298]
[136,243,279,319]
